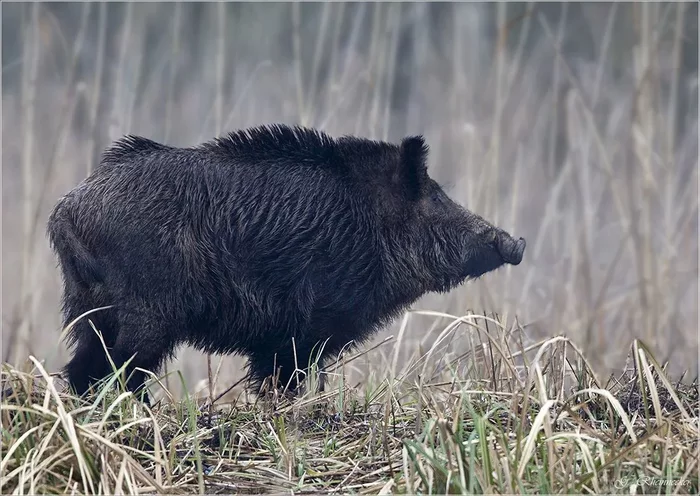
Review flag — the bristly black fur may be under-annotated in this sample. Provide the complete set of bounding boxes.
[46,123,525,403]
[199,124,397,174]
[211,124,337,159]
[101,135,171,166]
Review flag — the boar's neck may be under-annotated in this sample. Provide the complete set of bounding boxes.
[375,229,435,314]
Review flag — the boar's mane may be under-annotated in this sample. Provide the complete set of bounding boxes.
[104,125,427,187]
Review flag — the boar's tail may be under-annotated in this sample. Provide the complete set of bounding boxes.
[47,202,105,287]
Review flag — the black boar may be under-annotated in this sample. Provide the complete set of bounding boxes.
[47,125,526,403]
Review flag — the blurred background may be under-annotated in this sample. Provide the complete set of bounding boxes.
[2,2,698,399]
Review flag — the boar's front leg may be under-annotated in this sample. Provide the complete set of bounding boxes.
[247,343,325,395]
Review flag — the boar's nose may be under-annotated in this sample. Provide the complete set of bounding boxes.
[497,235,526,265]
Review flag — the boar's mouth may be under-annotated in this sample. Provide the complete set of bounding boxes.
[496,234,526,265]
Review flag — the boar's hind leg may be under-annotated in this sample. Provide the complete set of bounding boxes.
[111,306,176,404]
[62,283,118,397]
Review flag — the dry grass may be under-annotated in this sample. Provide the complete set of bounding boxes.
[2,312,698,494]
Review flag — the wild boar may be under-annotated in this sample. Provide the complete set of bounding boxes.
[47,125,526,403]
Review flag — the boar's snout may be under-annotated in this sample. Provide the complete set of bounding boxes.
[496,234,526,265]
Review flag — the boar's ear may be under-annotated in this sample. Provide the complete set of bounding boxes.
[399,135,429,200]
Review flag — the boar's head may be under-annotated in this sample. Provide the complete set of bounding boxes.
[379,135,526,295]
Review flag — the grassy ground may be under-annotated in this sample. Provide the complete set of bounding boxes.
[2,312,697,494]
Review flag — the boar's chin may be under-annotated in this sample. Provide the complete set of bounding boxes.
[459,245,510,281]
[427,247,509,294]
